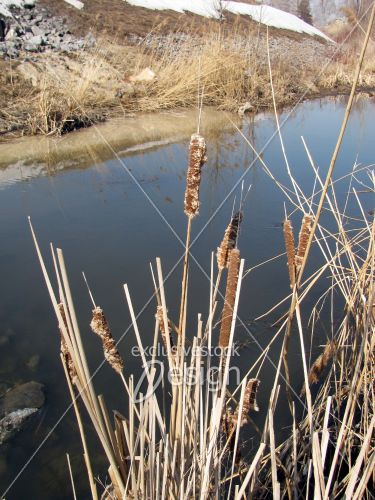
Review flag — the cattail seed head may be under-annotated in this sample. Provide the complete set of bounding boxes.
[219,248,240,349]
[184,133,207,218]
[90,307,124,375]
[217,212,243,270]
[295,214,313,272]
[227,378,260,430]
[58,303,77,382]
[301,340,337,396]
[283,218,296,288]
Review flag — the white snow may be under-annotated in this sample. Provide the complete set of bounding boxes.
[125,0,331,41]
[0,0,36,17]
[63,0,84,10]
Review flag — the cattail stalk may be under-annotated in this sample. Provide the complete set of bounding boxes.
[283,218,296,289]
[219,249,240,349]
[217,212,243,270]
[90,307,124,375]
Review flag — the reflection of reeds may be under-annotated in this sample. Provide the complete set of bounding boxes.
[217,211,243,270]
[184,133,207,218]
[283,218,296,288]
[90,307,124,374]
[219,248,240,348]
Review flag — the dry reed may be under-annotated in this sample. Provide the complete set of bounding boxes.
[217,211,243,270]
[90,307,124,374]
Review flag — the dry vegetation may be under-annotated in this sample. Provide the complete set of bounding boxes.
[1,7,375,139]
[28,16,375,496]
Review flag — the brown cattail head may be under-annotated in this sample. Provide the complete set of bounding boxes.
[156,305,175,351]
[227,378,260,430]
[217,211,243,270]
[90,307,124,375]
[295,214,313,272]
[301,340,337,396]
[58,303,77,382]
[283,218,296,288]
[184,133,207,218]
[219,248,240,349]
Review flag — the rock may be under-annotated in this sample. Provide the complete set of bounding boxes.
[0,408,38,445]
[5,28,16,41]
[26,354,40,371]
[0,381,45,416]
[0,382,44,445]
[0,454,7,475]
[84,31,96,48]
[116,83,135,98]
[31,25,43,36]
[24,34,43,51]
[238,102,253,116]
[129,67,156,83]
[0,336,9,347]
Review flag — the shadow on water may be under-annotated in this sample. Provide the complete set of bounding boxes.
[0,95,374,499]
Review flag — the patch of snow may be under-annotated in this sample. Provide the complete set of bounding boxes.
[64,0,84,10]
[0,0,36,17]
[125,0,332,41]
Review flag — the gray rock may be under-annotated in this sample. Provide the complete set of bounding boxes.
[31,25,43,36]
[24,34,43,51]
[238,102,253,116]
[26,354,40,371]
[0,408,38,445]
[0,381,45,416]
[0,336,9,347]
[0,382,44,445]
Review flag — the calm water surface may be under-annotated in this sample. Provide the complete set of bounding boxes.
[0,97,373,499]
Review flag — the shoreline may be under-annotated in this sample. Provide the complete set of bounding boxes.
[0,89,373,171]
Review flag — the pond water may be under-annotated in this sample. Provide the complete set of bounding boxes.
[0,97,373,499]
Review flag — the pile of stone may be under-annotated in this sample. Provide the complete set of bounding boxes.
[0,0,95,59]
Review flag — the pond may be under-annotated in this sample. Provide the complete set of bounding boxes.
[0,96,374,499]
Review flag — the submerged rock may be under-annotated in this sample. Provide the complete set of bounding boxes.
[0,381,45,445]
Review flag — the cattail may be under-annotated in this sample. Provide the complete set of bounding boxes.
[227,379,260,430]
[58,303,77,382]
[301,340,337,396]
[184,133,207,218]
[90,307,124,375]
[156,305,175,351]
[219,249,240,348]
[217,212,243,270]
[283,218,296,288]
[295,214,313,272]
